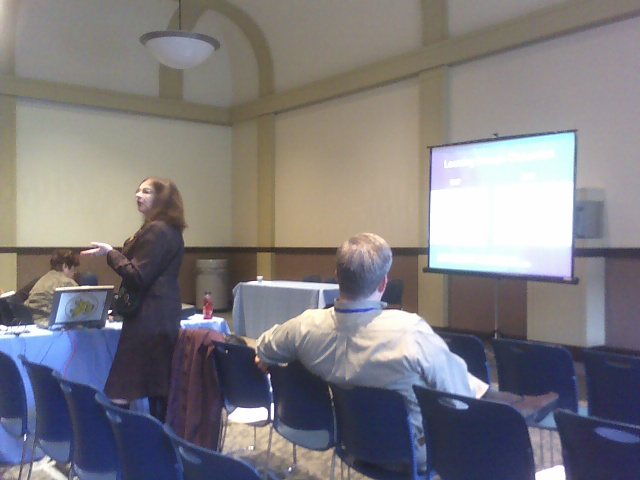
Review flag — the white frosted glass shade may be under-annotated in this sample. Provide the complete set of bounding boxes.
[140,31,220,69]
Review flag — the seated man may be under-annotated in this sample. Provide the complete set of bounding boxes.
[25,249,80,327]
[255,232,558,472]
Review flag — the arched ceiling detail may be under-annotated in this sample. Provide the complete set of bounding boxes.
[0,0,19,74]
[164,0,275,98]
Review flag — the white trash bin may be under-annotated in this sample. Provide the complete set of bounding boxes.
[195,259,229,311]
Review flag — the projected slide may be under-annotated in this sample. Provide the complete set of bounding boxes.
[427,131,576,282]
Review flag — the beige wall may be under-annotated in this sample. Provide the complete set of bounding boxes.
[231,119,259,246]
[4,1,640,350]
[274,80,421,248]
[0,255,17,293]
[449,16,640,248]
[15,99,233,247]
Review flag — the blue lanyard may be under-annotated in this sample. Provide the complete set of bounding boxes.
[334,306,379,314]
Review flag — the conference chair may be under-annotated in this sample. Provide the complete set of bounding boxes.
[554,409,640,480]
[19,356,74,480]
[302,274,322,283]
[95,392,181,480]
[53,372,120,480]
[492,337,579,419]
[164,424,262,480]
[329,383,428,480]
[413,385,539,480]
[9,301,34,326]
[211,341,273,453]
[0,351,31,479]
[381,279,404,309]
[0,295,16,325]
[267,361,336,476]
[435,330,491,384]
[492,337,581,464]
[582,347,640,425]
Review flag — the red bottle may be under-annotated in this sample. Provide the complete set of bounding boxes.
[203,291,213,319]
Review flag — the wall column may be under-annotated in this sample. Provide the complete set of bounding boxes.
[0,0,19,290]
[528,258,605,347]
[256,113,276,278]
[418,0,449,326]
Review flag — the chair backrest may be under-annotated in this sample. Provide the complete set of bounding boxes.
[329,383,421,479]
[582,348,640,425]
[492,337,578,411]
[163,424,262,480]
[381,279,404,308]
[413,385,536,480]
[0,296,16,325]
[53,372,120,480]
[19,356,73,464]
[302,274,322,283]
[554,409,640,480]
[95,392,181,480]
[9,301,34,325]
[436,331,490,384]
[211,341,272,415]
[0,351,28,439]
[269,361,335,451]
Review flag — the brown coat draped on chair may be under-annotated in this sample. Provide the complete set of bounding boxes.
[166,328,225,450]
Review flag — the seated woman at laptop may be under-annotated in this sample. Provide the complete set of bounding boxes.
[25,249,80,327]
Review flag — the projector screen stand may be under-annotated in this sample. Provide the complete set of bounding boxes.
[493,278,504,339]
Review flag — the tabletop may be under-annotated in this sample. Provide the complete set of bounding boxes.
[232,280,339,339]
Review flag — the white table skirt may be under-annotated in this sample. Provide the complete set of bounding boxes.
[0,316,229,463]
[232,280,339,338]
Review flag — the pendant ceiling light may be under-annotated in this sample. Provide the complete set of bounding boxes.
[140,0,220,70]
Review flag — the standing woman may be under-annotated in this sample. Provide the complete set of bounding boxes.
[81,177,186,421]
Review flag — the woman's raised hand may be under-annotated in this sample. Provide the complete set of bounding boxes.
[80,242,113,256]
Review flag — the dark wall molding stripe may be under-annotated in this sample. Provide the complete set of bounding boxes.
[574,248,640,258]
[4,246,640,258]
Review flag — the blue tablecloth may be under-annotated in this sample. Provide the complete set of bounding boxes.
[0,316,229,464]
[233,280,339,338]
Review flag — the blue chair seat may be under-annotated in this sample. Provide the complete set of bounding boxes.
[95,392,181,480]
[164,424,262,480]
[492,338,579,423]
[582,347,640,425]
[555,408,640,480]
[267,361,335,475]
[211,341,273,454]
[20,355,74,478]
[414,385,537,480]
[53,372,120,480]
[329,383,429,480]
[435,330,491,384]
[0,351,31,479]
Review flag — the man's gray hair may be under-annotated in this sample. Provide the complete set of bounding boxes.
[336,233,393,300]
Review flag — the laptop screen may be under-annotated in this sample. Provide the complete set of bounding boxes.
[48,285,114,330]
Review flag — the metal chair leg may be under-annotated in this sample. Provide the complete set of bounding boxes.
[25,431,37,480]
[286,444,297,474]
[18,432,31,480]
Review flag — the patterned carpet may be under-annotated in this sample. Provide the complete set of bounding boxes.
[0,418,564,480]
[215,420,564,479]
[1,321,571,479]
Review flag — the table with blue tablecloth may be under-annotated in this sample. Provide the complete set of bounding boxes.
[232,280,339,338]
[0,316,229,464]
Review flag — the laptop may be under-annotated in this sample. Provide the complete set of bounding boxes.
[48,285,115,330]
